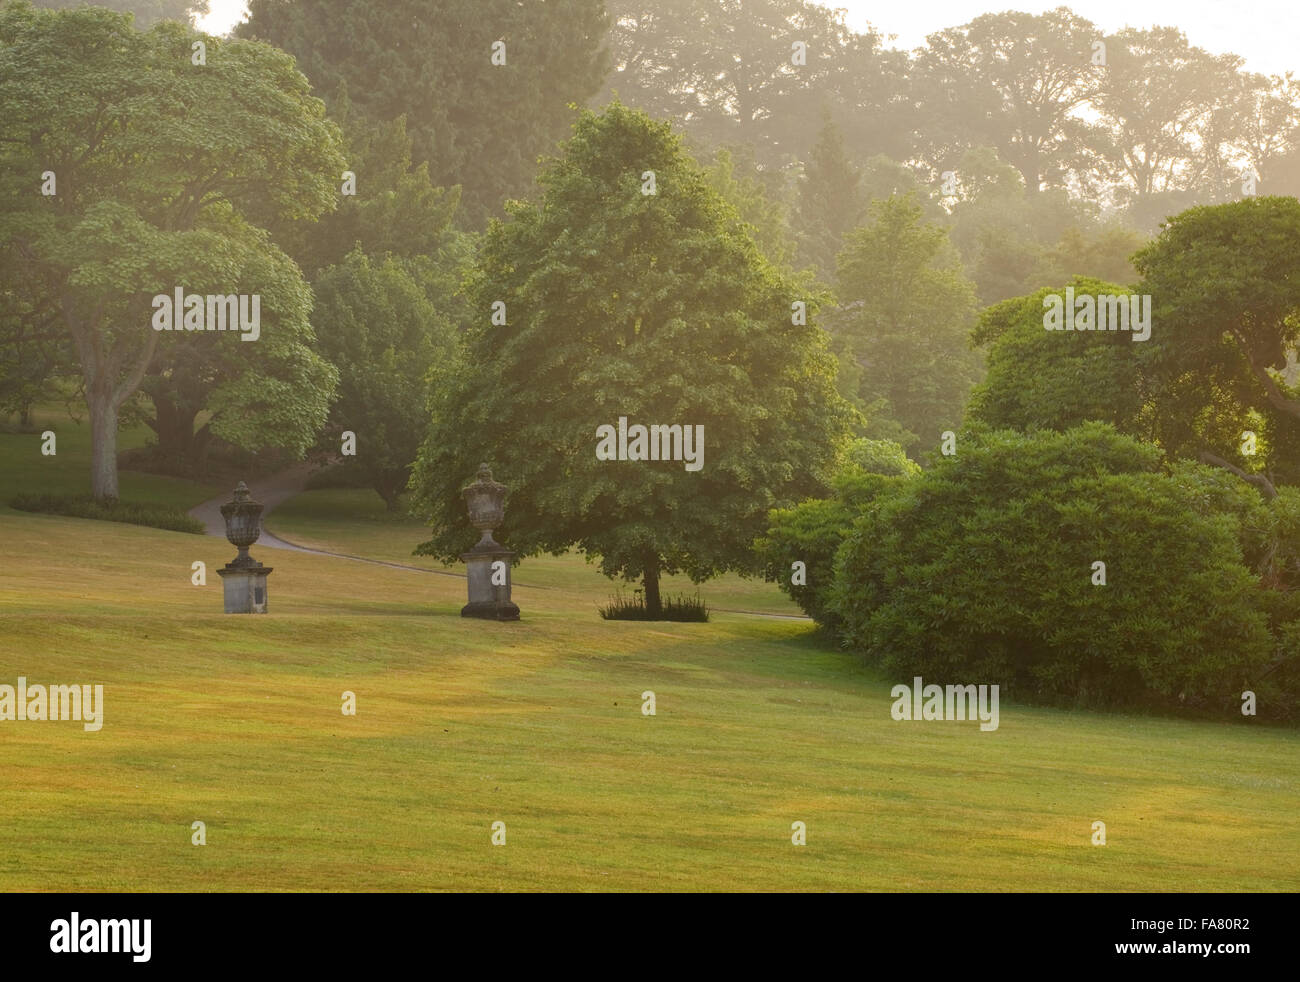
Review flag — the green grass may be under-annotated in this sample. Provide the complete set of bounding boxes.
[266,487,805,616]
[1,511,1297,891]
[1,409,1298,891]
[0,405,221,512]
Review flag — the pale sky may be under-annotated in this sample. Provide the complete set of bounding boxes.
[199,0,1298,76]
[836,0,1298,75]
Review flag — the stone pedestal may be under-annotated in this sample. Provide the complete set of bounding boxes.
[461,545,519,621]
[218,481,272,614]
[217,565,272,614]
[459,463,521,621]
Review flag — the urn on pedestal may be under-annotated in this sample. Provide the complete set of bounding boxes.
[216,481,273,613]
[460,464,520,621]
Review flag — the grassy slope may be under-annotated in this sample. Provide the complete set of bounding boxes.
[1,416,1297,891]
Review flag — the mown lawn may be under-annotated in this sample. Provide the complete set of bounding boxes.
[0,405,220,510]
[1,412,1297,891]
[1,511,1297,891]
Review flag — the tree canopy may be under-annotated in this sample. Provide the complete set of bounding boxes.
[411,103,856,614]
[29,0,207,29]
[833,424,1277,712]
[1133,196,1300,485]
[239,0,610,227]
[965,278,1148,437]
[0,1,342,498]
[311,250,464,510]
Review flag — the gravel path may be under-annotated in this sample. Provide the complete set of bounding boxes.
[189,462,320,554]
[188,464,463,576]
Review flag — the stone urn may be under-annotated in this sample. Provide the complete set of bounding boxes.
[462,463,507,551]
[459,464,519,620]
[216,481,273,613]
[220,481,265,568]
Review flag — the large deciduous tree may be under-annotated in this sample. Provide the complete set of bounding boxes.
[140,111,466,468]
[602,0,906,169]
[1090,26,1244,227]
[411,104,856,616]
[910,8,1102,196]
[1231,73,1300,192]
[0,2,342,498]
[1133,196,1300,488]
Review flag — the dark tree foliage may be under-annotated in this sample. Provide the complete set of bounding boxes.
[1134,196,1300,487]
[239,0,611,227]
[965,278,1148,437]
[832,424,1280,714]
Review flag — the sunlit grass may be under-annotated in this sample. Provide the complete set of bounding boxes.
[1,410,1297,891]
[1,512,1297,892]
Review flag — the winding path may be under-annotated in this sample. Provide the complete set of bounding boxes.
[189,463,317,553]
[188,464,467,578]
[189,469,811,618]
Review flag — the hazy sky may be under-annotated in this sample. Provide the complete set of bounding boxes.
[199,0,1297,76]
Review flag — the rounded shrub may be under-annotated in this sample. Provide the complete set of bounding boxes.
[830,423,1274,713]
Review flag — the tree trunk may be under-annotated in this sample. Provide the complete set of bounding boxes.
[376,467,410,512]
[377,484,402,512]
[63,290,158,503]
[147,390,201,465]
[192,422,213,475]
[643,552,662,619]
[89,390,119,502]
[1020,147,1041,196]
[1198,451,1278,500]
